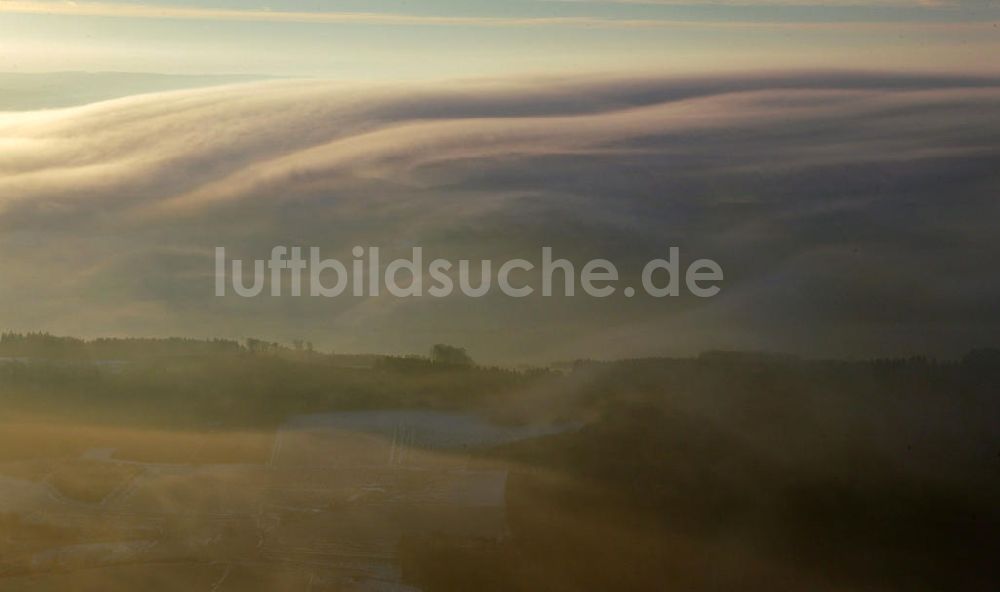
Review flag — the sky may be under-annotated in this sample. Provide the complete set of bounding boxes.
[0,0,997,78]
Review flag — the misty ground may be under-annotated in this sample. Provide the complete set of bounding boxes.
[0,334,998,591]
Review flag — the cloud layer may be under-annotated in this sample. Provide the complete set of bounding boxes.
[1,1,992,29]
[2,73,998,361]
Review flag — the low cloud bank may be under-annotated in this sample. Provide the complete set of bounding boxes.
[1,72,998,361]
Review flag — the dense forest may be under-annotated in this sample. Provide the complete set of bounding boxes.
[443,352,1000,591]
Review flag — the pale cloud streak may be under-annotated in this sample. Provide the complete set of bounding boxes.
[548,0,969,7]
[0,0,991,29]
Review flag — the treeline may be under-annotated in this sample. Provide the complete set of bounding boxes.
[0,332,486,369]
[562,347,1000,413]
[0,332,242,361]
